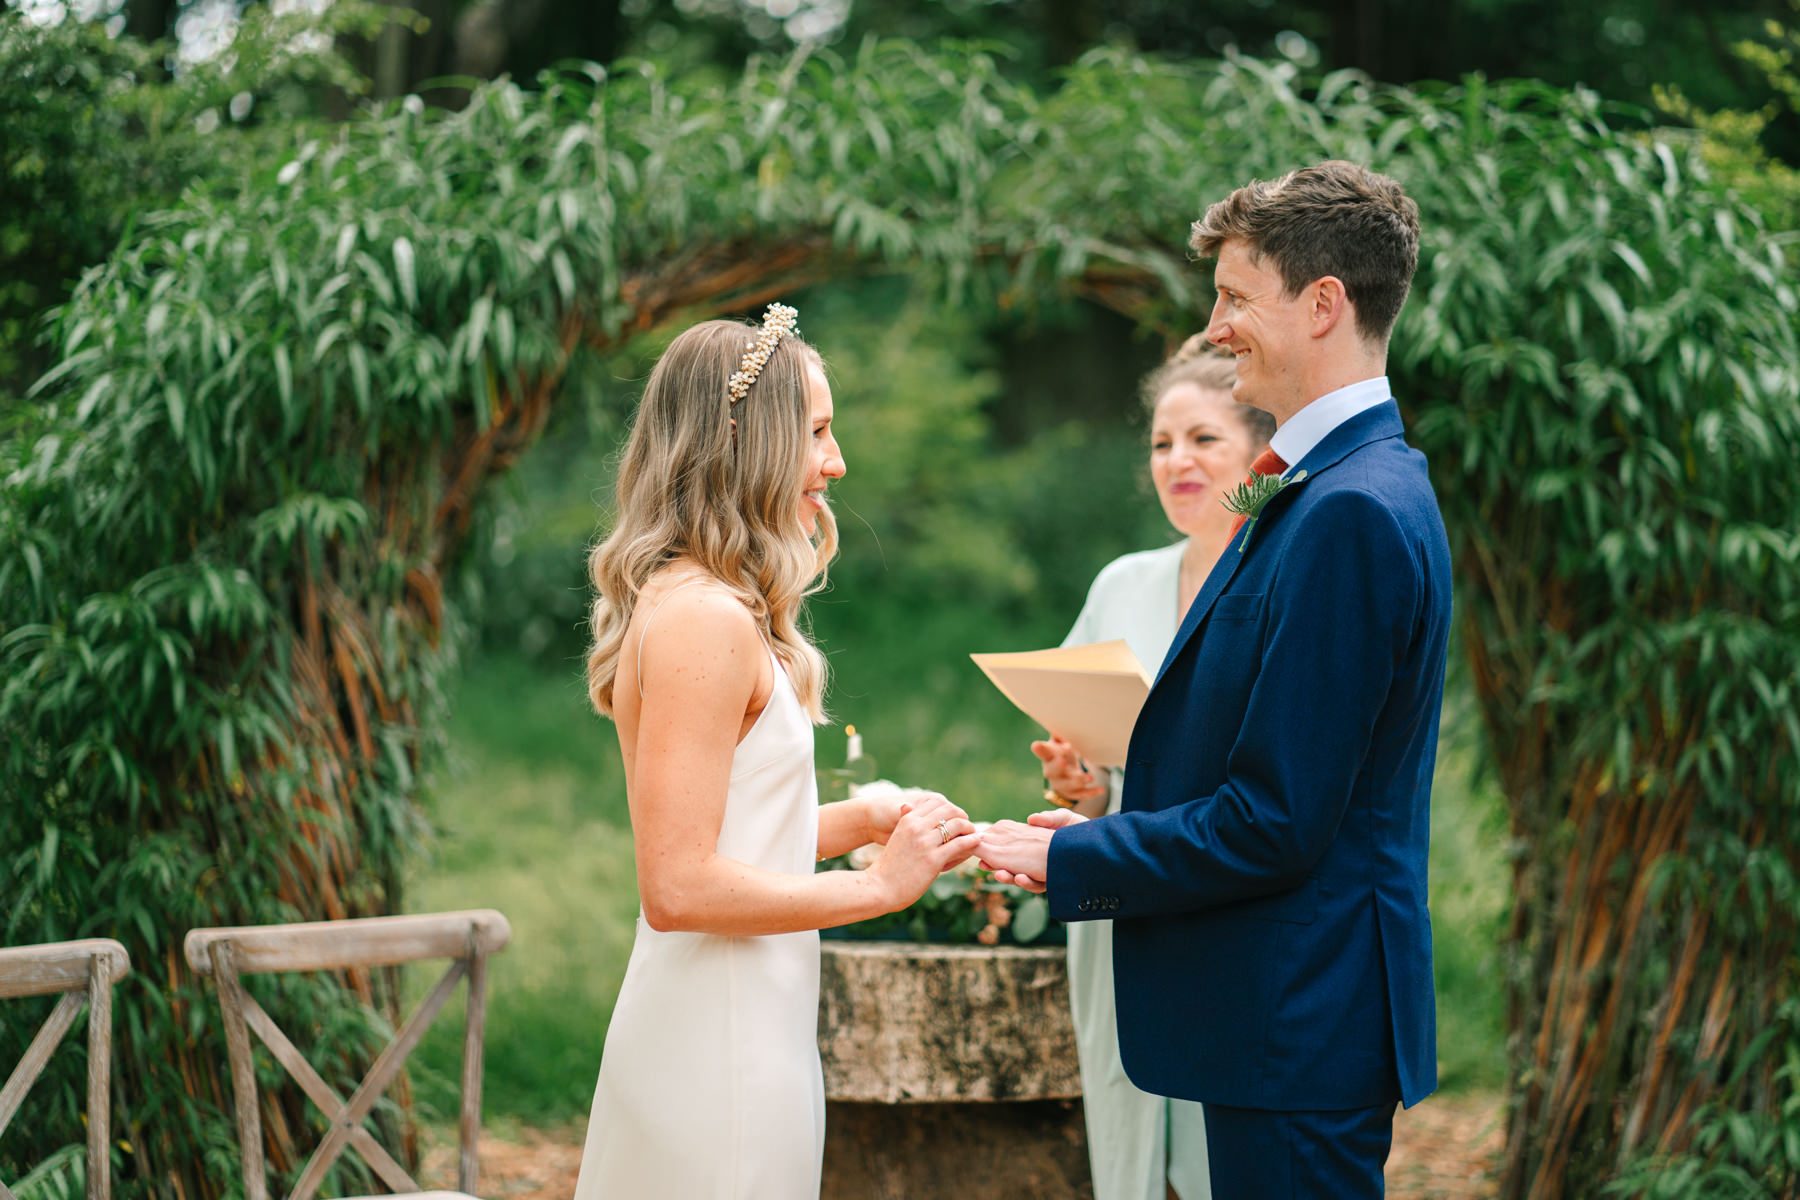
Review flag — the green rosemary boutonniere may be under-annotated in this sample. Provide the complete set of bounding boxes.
[1221,469,1307,552]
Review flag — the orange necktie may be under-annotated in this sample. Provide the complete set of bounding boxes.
[1227,447,1290,538]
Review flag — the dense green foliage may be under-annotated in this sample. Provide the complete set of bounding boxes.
[1381,82,1799,1198]
[203,0,1800,165]
[2,33,1795,1197]
[0,6,381,398]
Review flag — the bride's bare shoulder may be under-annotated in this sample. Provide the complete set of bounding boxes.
[633,571,763,680]
[637,567,751,621]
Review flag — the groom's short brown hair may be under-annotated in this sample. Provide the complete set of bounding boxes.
[1191,160,1420,344]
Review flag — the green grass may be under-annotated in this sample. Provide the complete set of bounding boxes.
[408,631,1509,1123]
[405,655,638,1124]
[1426,687,1510,1092]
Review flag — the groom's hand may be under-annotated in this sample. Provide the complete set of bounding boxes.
[978,809,1086,894]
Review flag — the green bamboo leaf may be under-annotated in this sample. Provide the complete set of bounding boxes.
[75,372,112,422]
[274,344,293,411]
[315,320,349,362]
[393,236,418,309]
[493,305,515,365]
[465,293,494,363]
[1581,273,1630,351]
[353,250,395,306]
[25,346,102,397]
[1610,241,1652,287]
[551,249,575,306]
[165,383,187,439]
[35,824,58,890]
[64,316,95,354]
[349,343,372,416]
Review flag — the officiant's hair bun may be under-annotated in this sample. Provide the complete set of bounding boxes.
[1145,335,1237,397]
[1190,159,1420,345]
[1138,338,1275,447]
[1171,333,1209,361]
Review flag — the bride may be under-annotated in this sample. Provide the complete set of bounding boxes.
[573,304,981,1199]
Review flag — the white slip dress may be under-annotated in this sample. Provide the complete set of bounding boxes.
[574,590,825,1200]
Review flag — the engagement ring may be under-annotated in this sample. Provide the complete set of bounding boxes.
[937,819,950,844]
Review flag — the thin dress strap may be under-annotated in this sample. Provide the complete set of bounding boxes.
[634,579,777,696]
[635,580,708,697]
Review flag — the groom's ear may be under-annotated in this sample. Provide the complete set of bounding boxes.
[1308,276,1350,339]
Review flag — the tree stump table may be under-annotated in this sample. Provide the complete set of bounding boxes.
[817,941,1092,1200]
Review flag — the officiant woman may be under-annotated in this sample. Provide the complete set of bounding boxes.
[1032,337,1273,1200]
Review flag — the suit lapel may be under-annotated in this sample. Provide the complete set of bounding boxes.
[1149,401,1408,690]
[1154,536,1247,686]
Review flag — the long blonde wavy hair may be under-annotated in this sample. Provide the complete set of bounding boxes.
[586,317,837,722]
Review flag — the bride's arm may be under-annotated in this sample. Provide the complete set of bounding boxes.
[632,590,976,936]
[815,800,881,861]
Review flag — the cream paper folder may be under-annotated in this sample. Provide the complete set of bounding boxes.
[969,639,1151,769]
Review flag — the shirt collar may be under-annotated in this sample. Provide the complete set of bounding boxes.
[1267,376,1392,475]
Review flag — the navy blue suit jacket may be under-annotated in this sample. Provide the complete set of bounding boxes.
[1047,400,1450,1112]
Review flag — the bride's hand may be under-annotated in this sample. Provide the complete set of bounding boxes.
[863,789,966,845]
[864,796,981,910]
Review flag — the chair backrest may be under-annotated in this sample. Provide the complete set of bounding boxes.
[183,911,511,1200]
[0,938,131,1200]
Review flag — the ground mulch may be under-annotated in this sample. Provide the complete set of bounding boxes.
[1386,1091,1505,1199]
[423,1091,1504,1199]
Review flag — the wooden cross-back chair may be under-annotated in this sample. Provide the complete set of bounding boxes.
[0,939,131,1200]
[183,910,511,1200]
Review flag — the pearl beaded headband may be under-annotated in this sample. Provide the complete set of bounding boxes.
[727,303,800,405]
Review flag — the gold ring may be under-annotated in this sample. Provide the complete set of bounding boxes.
[1043,788,1077,810]
[937,819,950,844]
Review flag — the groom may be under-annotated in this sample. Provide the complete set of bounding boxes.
[981,161,1450,1197]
